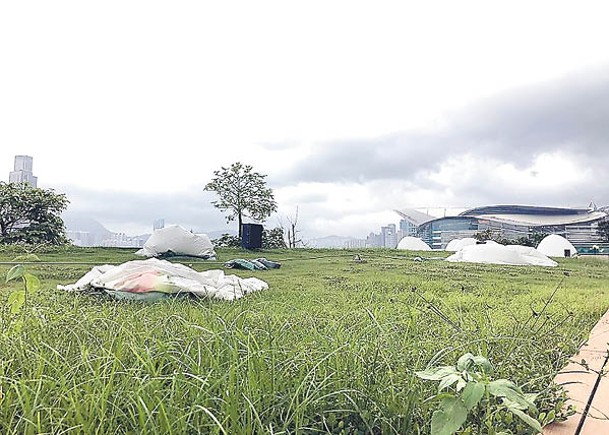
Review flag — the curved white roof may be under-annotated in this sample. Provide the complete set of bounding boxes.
[537,234,578,257]
[395,208,436,225]
[472,211,606,227]
[397,236,431,251]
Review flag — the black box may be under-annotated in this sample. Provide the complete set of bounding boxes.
[241,223,263,249]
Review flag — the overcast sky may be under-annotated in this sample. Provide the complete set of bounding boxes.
[2,1,609,239]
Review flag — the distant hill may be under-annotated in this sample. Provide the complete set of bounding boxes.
[63,215,112,236]
[207,229,238,240]
[63,215,113,246]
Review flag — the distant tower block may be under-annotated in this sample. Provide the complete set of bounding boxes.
[9,155,38,187]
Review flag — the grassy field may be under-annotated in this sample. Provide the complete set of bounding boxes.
[0,246,608,434]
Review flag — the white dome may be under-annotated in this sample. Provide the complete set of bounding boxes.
[537,234,578,257]
[397,236,432,251]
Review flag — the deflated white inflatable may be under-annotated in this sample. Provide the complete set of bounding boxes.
[445,241,557,267]
[445,238,478,252]
[58,258,267,301]
[136,225,216,258]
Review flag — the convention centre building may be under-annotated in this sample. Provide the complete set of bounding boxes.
[396,205,608,250]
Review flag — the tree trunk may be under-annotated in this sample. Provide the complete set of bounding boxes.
[238,213,243,238]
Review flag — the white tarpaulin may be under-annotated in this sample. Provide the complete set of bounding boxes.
[445,241,558,267]
[397,236,432,251]
[136,225,216,258]
[58,258,268,301]
[537,234,578,257]
[445,237,478,252]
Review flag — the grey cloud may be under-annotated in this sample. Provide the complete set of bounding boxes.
[456,68,609,163]
[278,132,443,184]
[441,157,609,208]
[278,65,609,184]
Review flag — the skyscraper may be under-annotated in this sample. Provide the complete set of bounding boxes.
[9,155,38,187]
[153,218,165,231]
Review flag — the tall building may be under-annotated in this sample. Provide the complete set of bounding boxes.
[381,223,398,248]
[399,218,418,237]
[9,155,38,187]
[366,223,399,248]
[153,218,165,231]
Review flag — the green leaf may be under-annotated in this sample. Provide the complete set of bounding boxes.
[456,353,492,373]
[438,374,462,391]
[489,379,521,397]
[461,382,485,410]
[24,273,41,293]
[6,265,25,283]
[456,353,475,371]
[456,377,468,392]
[491,379,536,412]
[8,290,25,315]
[510,407,542,433]
[472,355,493,372]
[11,254,41,262]
[416,366,460,381]
[431,396,468,435]
[489,379,519,392]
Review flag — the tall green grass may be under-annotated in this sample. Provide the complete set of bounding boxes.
[0,246,608,433]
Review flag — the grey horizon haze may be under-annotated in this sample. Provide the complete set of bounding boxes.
[2,1,609,239]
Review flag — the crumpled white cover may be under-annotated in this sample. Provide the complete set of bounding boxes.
[58,258,268,300]
[445,241,558,267]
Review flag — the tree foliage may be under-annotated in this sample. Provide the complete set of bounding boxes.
[0,182,70,245]
[204,162,277,237]
[262,227,287,249]
[473,229,513,245]
[597,218,609,242]
[212,227,287,249]
[474,229,547,247]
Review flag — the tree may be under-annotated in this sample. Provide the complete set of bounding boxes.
[0,182,70,245]
[474,229,547,247]
[262,227,287,249]
[279,205,305,248]
[597,218,609,242]
[212,227,286,249]
[204,162,277,238]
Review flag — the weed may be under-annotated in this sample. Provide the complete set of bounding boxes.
[417,353,542,434]
[4,264,41,333]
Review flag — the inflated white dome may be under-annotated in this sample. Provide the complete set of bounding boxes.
[397,236,432,251]
[536,234,578,257]
[445,237,478,251]
[445,241,557,267]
